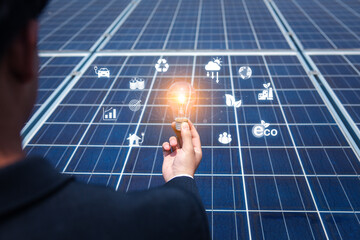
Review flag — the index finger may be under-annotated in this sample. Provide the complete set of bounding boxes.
[187,120,201,150]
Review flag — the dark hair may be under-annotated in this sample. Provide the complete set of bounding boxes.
[0,0,48,57]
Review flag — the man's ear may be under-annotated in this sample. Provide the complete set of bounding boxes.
[7,20,38,83]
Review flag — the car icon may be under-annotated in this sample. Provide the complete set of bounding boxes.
[97,68,110,78]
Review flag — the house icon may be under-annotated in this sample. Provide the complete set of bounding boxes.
[127,133,144,146]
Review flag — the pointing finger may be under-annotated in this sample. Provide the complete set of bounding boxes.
[187,120,202,161]
[187,120,201,149]
[180,122,194,154]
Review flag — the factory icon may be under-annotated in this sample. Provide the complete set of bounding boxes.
[258,83,273,101]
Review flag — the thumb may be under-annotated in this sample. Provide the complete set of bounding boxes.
[180,122,194,153]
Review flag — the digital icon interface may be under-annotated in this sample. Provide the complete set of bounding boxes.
[103,107,117,121]
[94,66,110,78]
[127,133,145,146]
[130,78,145,90]
[218,132,232,144]
[238,66,252,80]
[155,58,169,72]
[225,94,242,108]
[205,57,222,83]
[252,120,278,138]
[258,83,273,101]
[94,60,276,148]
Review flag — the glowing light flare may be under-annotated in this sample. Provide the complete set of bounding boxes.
[177,94,186,104]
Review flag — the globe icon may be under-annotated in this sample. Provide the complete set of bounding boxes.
[238,66,252,80]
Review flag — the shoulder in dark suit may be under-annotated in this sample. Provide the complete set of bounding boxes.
[0,157,210,240]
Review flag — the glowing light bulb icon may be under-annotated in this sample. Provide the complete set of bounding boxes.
[167,82,196,130]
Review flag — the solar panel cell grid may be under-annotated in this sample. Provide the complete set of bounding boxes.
[311,55,360,131]
[33,56,83,116]
[134,1,180,49]
[104,0,290,50]
[39,0,131,50]
[26,54,360,239]
[103,1,160,50]
[274,0,360,49]
[166,0,200,49]
[226,0,289,49]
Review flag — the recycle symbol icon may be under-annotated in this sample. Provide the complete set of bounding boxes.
[155,58,169,73]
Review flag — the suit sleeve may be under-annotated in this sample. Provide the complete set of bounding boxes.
[165,176,202,205]
[123,177,210,240]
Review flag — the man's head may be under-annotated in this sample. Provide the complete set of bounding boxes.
[0,0,48,166]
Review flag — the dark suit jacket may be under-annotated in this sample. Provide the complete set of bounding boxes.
[0,157,210,239]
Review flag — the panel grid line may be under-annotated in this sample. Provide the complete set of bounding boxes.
[220,1,241,239]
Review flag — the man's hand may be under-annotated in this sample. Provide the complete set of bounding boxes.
[162,121,202,182]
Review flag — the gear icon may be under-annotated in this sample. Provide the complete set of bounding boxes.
[155,58,169,73]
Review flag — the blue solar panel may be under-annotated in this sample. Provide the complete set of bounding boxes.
[31,56,83,117]
[311,55,360,131]
[273,0,360,49]
[39,0,131,50]
[23,0,360,239]
[25,54,360,239]
[103,0,290,50]
[224,0,290,49]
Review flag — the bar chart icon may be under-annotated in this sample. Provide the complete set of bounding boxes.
[103,107,117,121]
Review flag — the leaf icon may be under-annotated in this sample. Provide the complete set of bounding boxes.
[263,83,270,88]
[261,120,270,128]
[234,100,242,108]
[225,94,235,107]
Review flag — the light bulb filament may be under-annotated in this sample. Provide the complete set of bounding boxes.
[178,94,186,104]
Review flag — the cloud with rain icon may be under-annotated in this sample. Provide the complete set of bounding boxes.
[205,57,222,83]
